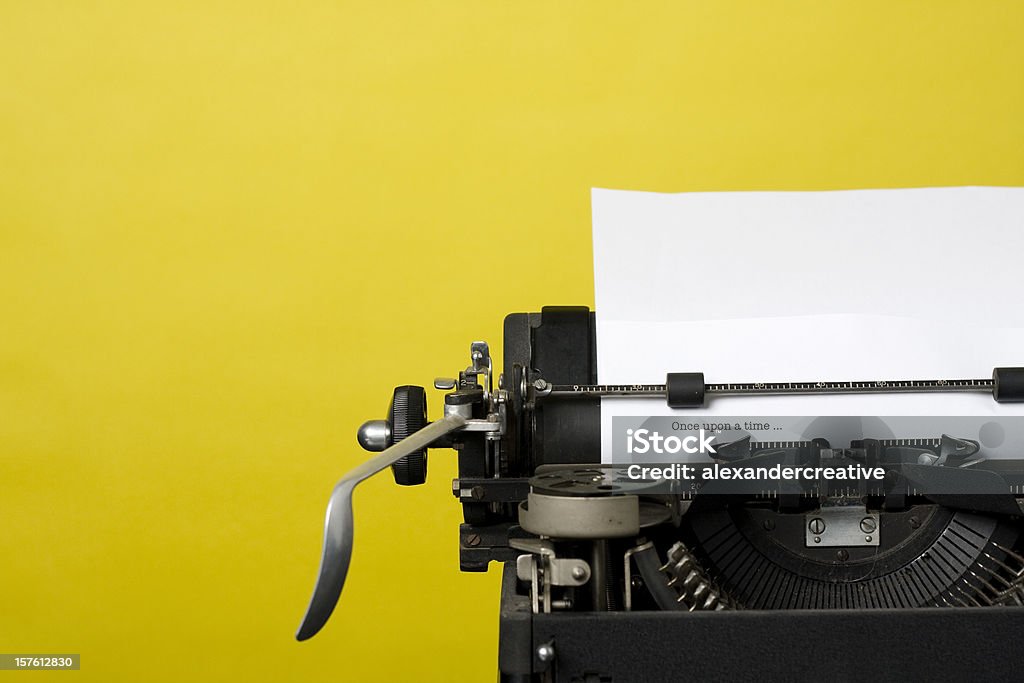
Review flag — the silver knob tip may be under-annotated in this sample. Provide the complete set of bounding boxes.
[356,420,391,452]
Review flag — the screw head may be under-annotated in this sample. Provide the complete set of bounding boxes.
[860,517,877,533]
[836,549,849,561]
[536,643,556,663]
[465,534,481,547]
[909,516,921,529]
[808,518,826,535]
[571,565,587,580]
[762,518,776,531]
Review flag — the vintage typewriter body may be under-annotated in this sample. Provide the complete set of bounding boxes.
[297,307,1024,681]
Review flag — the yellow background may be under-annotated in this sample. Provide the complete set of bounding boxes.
[2,2,1022,681]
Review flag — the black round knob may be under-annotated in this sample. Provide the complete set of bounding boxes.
[389,385,428,486]
[994,367,1024,403]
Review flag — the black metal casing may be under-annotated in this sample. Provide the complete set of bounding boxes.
[449,307,1024,682]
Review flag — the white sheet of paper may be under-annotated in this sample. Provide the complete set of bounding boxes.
[592,187,1024,460]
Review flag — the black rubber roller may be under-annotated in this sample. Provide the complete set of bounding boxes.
[993,368,1024,403]
[667,372,706,408]
[389,385,428,485]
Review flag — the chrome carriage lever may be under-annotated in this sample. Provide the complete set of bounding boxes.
[295,414,467,641]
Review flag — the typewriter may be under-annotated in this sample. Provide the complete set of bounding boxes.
[297,307,1024,681]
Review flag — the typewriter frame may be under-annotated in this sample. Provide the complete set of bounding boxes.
[450,307,1024,682]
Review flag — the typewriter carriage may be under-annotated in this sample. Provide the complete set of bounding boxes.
[299,307,1024,681]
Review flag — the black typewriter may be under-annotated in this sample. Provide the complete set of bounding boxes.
[296,307,1024,682]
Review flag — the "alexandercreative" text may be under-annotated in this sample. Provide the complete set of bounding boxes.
[625,463,886,482]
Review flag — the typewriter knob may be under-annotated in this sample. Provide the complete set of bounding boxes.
[388,385,429,486]
[356,420,391,451]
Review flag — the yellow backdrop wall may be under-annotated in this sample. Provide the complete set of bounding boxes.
[2,2,1022,681]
